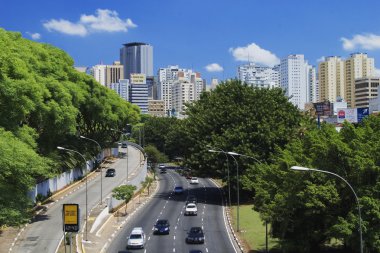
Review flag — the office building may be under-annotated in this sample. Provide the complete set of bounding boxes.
[90,62,124,86]
[237,62,279,88]
[344,53,375,108]
[120,42,153,79]
[355,77,379,108]
[129,74,149,114]
[107,79,129,101]
[318,56,345,103]
[148,100,165,117]
[280,54,316,110]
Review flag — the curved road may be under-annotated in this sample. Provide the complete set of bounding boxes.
[108,169,237,253]
[12,146,143,253]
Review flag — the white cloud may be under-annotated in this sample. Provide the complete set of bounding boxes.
[317,56,325,62]
[229,43,280,67]
[43,9,137,36]
[43,19,88,36]
[341,33,380,51]
[205,63,223,72]
[26,32,41,40]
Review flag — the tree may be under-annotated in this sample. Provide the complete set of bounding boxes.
[112,185,136,215]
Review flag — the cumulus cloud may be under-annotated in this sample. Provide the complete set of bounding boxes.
[229,43,280,67]
[205,63,223,72]
[26,32,41,40]
[43,9,137,36]
[341,33,380,51]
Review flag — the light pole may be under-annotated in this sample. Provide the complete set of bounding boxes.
[57,146,88,241]
[80,135,103,205]
[291,166,363,253]
[208,148,231,208]
[111,128,130,184]
[227,152,240,232]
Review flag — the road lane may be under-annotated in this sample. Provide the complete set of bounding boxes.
[11,146,142,253]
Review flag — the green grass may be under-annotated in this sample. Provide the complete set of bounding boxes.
[230,204,279,252]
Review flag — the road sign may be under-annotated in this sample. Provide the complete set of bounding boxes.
[63,204,80,232]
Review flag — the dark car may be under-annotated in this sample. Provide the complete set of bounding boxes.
[189,250,203,253]
[186,227,205,244]
[174,186,184,194]
[160,168,167,174]
[121,142,128,148]
[105,168,116,177]
[153,219,170,234]
[186,195,197,205]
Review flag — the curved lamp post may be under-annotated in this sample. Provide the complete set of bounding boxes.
[208,148,231,208]
[291,166,363,253]
[80,136,103,205]
[227,152,240,232]
[57,146,88,241]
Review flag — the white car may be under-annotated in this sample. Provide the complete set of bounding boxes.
[127,227,146,249]
[184,203,198,216]
[190,177,199,184]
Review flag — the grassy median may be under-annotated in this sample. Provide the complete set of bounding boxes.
[230,204,279,252]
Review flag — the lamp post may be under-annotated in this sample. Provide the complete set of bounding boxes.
[227,152,241,232]
[208,148,231,208]
[111,128,130,184]
[291,166,363,253]
[80,136,103,205]
[57,146,88,241]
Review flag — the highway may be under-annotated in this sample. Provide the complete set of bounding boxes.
[11,146,143,253]
[107,169,237,253]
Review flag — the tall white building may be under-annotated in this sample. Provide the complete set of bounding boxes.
[91,65,107,86]
[280,54,316,110]
[90,62,124,86]
[237,62,279,88]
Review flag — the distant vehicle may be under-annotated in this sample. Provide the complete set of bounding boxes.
[189,250,203,253]
[186,227,205,244]
[190,177,199,184]
[160,168,167,174]
[186,174,192,179]
[153,219,170,235]
[174,186,184,194]
[184,203,197,216]
[159,164,165,169]
[105,168,116,177]
[186,195,197,205]
[121,142,128,148]
[127,227,146,249]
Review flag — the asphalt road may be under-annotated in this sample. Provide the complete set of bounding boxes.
[107,169,237,253]
[12,146,142,253]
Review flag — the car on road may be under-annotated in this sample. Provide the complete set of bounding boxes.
[184,203,197,216]
[105,168,116,177]
[186,195,197,205]
[153,219,170,234]
[189,250,203,253]
[127,227,146,249]
[186,227,205,244]
[174,186,184,194]
[121,142,128,148]
[190,177,199,184]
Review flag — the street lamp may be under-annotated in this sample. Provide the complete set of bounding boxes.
[208,148,231,208]
[111,128,130,184]
[80,135,103,205]
[57,146,89,241]
[291,166,363,253]
[227,152,240,232]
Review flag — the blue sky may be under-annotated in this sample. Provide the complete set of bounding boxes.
[2,0,380,83]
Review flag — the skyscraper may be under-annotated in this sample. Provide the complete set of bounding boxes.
[90,62,124,86]
[120,42,153,80]
[318,56,345,103]
[237,62,279,88]
[344,53,374,108]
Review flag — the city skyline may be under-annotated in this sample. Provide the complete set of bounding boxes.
[2,0,380,83]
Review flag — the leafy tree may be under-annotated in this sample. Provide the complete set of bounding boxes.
[112,185,136,215]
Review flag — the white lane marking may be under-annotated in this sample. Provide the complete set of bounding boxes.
[173,248,175,252]
[148,236,151,240]
[206,248,209,252]
[173,235,176,240]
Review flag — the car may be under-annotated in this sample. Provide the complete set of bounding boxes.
[121,142,128,148]
[127,227,146,249]
[186,174,192,179]
[160,168,167,174]
[186,227,205,244]
[186,195,197,205]
[184,203,197,216]
[190,177,199,184]
[189,250,203,253]
[153,219,170,234]
[159,164,165,169]
[105,168,116,177]
[174,186,184,194]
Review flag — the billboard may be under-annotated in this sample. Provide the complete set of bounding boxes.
[63,204,80,232]
[130,73,146,84]
[337,108,369,123]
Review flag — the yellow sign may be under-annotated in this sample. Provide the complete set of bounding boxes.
[130,73,146,84]
[64,204,78,225]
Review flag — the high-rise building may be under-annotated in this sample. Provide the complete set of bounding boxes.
[307,64,318,103]
[344,53,374,108]
[280,54,316,110]
[148,100,165,117]
[129,74,149,114]
[107,79,129,101]
[90,62,124,86]
[91,64,107,86]
[210,78,219,90]
[318,56,345,103]
[355,77,379,108]
[172,80,195,118]
[237,62,279,88]
[120,42,153,80]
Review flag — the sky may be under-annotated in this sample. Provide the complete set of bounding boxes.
[2,0,380,83]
